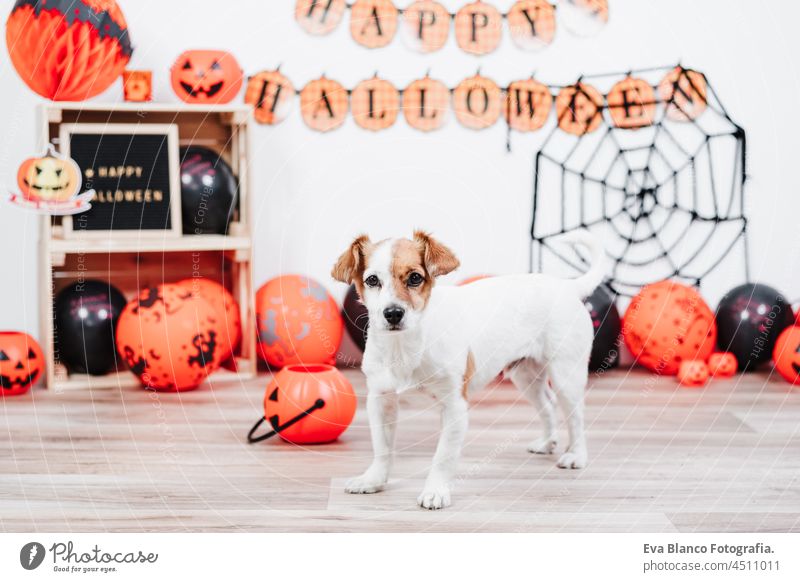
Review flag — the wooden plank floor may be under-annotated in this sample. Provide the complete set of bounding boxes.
[1,369,798,532]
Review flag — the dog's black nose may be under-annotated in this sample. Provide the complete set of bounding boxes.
[383,306,405,326]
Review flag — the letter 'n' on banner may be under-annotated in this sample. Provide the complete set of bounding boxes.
[401,0,451,53]
[505,77,553,131]
[507,0,556,52]
[453,74,502,129]
[351,75,400,130]
[245,69,296,125]
[295,0,347,35]
[350,0,399,48]
[403,75,450,131]
[658,66,708,122]
[455,1,502,55]
[300,76,349,131]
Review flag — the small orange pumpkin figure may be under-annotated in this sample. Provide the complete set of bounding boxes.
[401,0,450,53]
[505,77,553,132]
[453,74,502,130]
[507,0,556,52]
[0,332,44,396]
[350,0,399,48]
[658,66,707,122]
[454,1,503,55]
[171,50,243,104]
[403,75,450,131]
[300,77,349,132]
[773,326,800,386]
[707,352,737,378]
[17,153,81,203]
[677,360,710,388]
[351,76,400,131]
[555,82,604,135]
[123,70,152,102]
[606,76,657,130]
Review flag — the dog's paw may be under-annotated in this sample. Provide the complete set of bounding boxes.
[557,450,587,469]
[417,484,451,510]
[345,472,387,494]
[527,437,558,455]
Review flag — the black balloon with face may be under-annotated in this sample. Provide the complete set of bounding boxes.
[179,146,238,235]
[584,286,622,372]
[342,285,369,352]
[715,283,794,371]
[54,280,128,375]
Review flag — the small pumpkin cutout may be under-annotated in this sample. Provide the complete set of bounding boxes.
[658,66,707,121]
[350,0,399,48]
[454,1,503,55]
[707,352,737,378]
[453,74,502,130]
[300,77,349,132]
[678,360,710,388]
[606,76,657,129]
[295,0,347,35]
[17,153,81,203]
[123,70,152,102]
[505,78,553,132]
[170,50,244,104]
[245,69,296,125]
[507,0,556,52]
[773,327,800,386]
[555,82,604,135]
[401,0,450,53]
[403,75,450,132]
[351,76,400,131]
[0,332,44,396]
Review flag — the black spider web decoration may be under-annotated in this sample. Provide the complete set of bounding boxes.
[530,65,749,297]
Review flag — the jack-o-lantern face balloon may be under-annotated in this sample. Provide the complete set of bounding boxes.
[0,332,44,396]
[774,327,800,386]
[17,154,81,202]
[678,360,710,388]
[171,50,244,104]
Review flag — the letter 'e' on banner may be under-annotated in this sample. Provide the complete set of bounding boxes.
[507,0,556,52]
[454,1,502,55]
[351,75,400,130]
[295,0,348,35]
[606,76,656,129]
[401,0,451,53]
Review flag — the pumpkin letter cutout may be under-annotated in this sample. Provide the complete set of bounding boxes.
[773,326,800,386]
[351,76,400,131]
[658,66,707,122]
[295,0,347,35]
[403,76,450,132]
[123,70,152,102]
[507,0,556,52]
[171,50,244,105]
[560,0,609,37]
[505,78,553,132]
[677,360,710,388]
[300,77,349,132]
[402,0,450,53]
[606,76,657,130]
[555,82,604,135]
[455,1,502,55]
[0,332,44,396]
[350,0,399,48]
[245,70,296,125]
[453,75,502,130]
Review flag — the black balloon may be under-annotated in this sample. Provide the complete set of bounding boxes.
[180,146,238,235]
[716,283,794,371]
[342,285,369,352]
[584,286,621,372]
[55,280,128,375]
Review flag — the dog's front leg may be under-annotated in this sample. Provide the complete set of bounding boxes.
[418,392,468,510]
[345,388,398,494]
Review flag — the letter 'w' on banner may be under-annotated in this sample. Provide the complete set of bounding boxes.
[350,0,398,48]
[507,0,556,52]
[295,0,347,35]
[300,76,349,131]
[504,77,553,131]
[245,70,296,125]
[403,75,450,132]
[455,0,503,55]
[401,0,450,53]
[351,75,400,130]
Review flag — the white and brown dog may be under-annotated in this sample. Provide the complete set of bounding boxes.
[332,230,605,509]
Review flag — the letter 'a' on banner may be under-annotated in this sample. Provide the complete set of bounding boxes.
[559,0,609,37]
[606,76,656,129]
[455,0,503,55]
[507,0,556,52]
[245,69,296,125]
[350,0,399,48]
[401,0,450,53]
[300,76,349,131]
[295,0,347,35]
[403,75,450,132]
[351,75,400,130]
[453,74,502,129]
[504,77,553,131]
[658,66,708,122]
[555,81,604,135]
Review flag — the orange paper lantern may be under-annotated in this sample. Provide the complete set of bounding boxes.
[707,352,737,378]
[403,75,450,132]
[454,1,502,55]
[170,50,243,105]
[453,74,502,130]
[658,66,707,121]
[606,76,657,129]
[507,0,556,51]
[350,0,398,48]
[505,78,553,132]
[402,0,450,53]
[773,326,800,386]
[351,76,400,131]
[300,77,349,132]
[0,331,44,396]
[556,82,604,135]
[677,360,710,388]
[245,69,295,125]
[295,0,347,35]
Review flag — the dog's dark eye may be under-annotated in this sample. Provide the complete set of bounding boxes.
[365,275,380,288]
[407,272,424,287]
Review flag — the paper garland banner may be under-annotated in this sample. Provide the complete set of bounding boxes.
[245,66,709,136]
[296,0,609,54]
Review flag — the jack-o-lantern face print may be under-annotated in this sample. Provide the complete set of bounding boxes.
[402,0,450,53]
[455,1,502,55]
[606,76,656,129]
[300,77,349,132]
[245,70,296,125]
[658,66,707,121]
[403,76,450,131]
[171,50,244,104]
[555,82,604,135]
[505,78,553,131]
[453,75,502,129]
[774,327,800,386]
[123,70,152,102]
[351,76,399,131]
[507,0,556,52]
[0,332,43,396]
[707,352,737,378]
[350,0,399,48]
[295,0,347,35]
[17,155,81,202]
[678,360,710,388]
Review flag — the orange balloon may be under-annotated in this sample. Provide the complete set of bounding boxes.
[256,275,343,368]
[622,280,717,375]
[458,275,492,286]
[707,352,737,378]
[177,278,241,364]
[170,50,243,105]
[677,360,710,388]
[116,284,224,392]
[773,326,800,386]
[263,364,356,444]
[0,331,44,396]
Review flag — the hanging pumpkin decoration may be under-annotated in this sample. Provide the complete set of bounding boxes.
[401,0,450,53]
[454,1,502,55]
[606,76,657,129]
[17,151,81,203]
[507,0,556,52]
[351,75,400,131]
[245,69,296,125]
[773,326,800,386]
[300,76,349,132]
[123,70,152,103]
[560,0,609,37]
[350,0,398,49]
[658,66,707,121]
[295,0,347,35]
[0,331,44,396]
[6,0,132,101]
[555,82,604,135]
[403,75,450,132]
[453,74,502,130]
[505,77,553,132]
[170,50,244,105]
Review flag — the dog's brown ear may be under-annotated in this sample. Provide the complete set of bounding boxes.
[331,235,371,284]
[414,230,460,277]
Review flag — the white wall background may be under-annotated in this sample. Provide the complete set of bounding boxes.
[1,0,799,338]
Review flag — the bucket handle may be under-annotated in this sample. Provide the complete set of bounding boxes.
[247,398,326,443]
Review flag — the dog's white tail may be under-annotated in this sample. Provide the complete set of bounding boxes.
[559,230,607,298]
